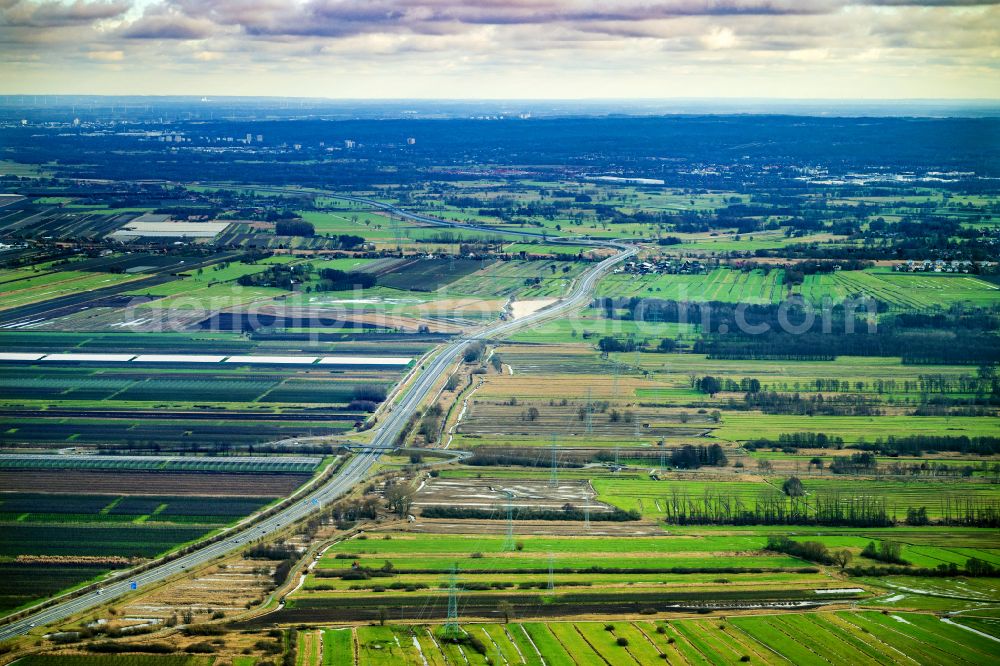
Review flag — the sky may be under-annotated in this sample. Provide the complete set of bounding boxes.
[1,0,997,99]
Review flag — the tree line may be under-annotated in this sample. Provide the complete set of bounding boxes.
[592,297,1000,365]
[662,488,893,527]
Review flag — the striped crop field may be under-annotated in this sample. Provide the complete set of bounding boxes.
[308,612,996,665]
[796,270,1000,309]
[599,268,785,303]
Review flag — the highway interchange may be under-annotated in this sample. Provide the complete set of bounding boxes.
[0,197,636,641]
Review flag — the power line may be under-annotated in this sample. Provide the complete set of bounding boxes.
[549,435,559,488]
[501,490,516,551]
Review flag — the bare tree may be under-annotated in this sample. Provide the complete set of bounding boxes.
[384,480,416,518]
[833,550,853,572]
[499,600,514,624]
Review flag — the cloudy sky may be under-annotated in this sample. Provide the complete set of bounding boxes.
[1,0,997,99]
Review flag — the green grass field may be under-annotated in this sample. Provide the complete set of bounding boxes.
[715,413,1000,443]
[594,476,1000,521]
[509,314,694,344]
[292,530,846,616]
[599,268,786,303]
[300,209,397,237]
[445,260,586,299]
[596,265,1000,308]
[799,269,1000,308]
[0,270,142,311]
[280,613,997,665]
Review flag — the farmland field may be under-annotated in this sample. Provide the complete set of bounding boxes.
[377,257,490,291]
[271,528,860,623]
[508,313,694,344]
[597,265,1000,308]
[599,267,786,303]
[0,356,406,451]
[14,658,212,666]
[0,524,214,614]
[3,107,1000,665]
[0,454,320,474]
[444,260,587,299]
[593,475,1000,521]
[0,269,142,311]
[799,269,1000,309]
[280,613,997,665]
[0,453,321,614]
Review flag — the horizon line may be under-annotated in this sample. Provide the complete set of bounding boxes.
[2,95,999,104]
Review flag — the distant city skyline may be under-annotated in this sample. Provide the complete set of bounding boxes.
[1,0,997,99]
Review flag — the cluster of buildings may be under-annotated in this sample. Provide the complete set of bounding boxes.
[893,259,979,273]
[615,257,706,275]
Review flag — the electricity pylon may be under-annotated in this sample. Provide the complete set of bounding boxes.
[442,563,462,639]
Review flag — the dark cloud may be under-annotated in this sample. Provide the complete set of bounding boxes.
[1,0,997,96]
[159,0,841,39]
[121,13,214,39]
[1,0,129,27]
[136,0,998,44]
[865,1,998,5]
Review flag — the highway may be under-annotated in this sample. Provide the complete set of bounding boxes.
[0,203,635,641]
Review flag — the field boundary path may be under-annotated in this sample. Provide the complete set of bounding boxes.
[0,195,637,641]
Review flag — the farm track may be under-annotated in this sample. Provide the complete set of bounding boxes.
[0,194,637,640]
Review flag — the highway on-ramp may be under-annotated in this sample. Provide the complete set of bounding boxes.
[0,212,635,642]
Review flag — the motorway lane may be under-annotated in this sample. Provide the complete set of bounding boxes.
[0,235,635,641]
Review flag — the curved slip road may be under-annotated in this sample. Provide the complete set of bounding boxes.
[0,206,636,641]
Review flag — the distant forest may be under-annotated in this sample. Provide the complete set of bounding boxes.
[3,116,998,188]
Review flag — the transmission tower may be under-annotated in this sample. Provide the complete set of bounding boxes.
[389,214,400,248]
[614,445,621,467]
[584,503,591,530]
[501,490,516,551]
[549,435,559,488]
[611,362,620,399]
[442,562,461,638]
[547,553,555,591]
